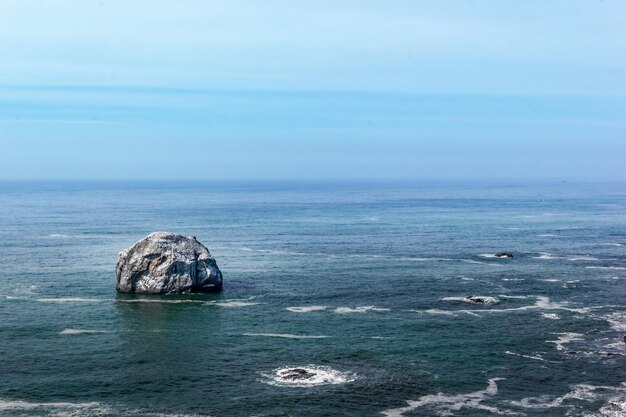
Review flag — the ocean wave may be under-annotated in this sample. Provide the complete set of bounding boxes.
[334,306,390,314]
[568,256,600,261]
[586,266,626,270]
[243,333,329,339]
[285,306,328,313]
[542,313,561,320]
[533,252,560,260]
[443,296,499,304]
[538,233,559,237]
[60,329,111,335]
[117,299,206,304]
[47,233,70,238]
[410,296,598,317]
[504,351,546,361]
[0,398,210,416]
[37,297,107,303]
[260,365,356,387]
[210,300,260,308]
[546,332,584,351]
[0,398,104,413]
[510,382,626,415]
[381,378,507,417]
[601,243,624,247]
[603,312,626,332]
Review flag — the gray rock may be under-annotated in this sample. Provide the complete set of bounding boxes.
[116,232,223,294]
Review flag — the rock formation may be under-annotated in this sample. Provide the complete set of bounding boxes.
[116,232,223,294]
[495,252,514,258]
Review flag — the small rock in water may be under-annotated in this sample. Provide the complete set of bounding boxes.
[465,295,486,303]
[495,252,514,258]
[279,368,317,381]
[567,351,577,355]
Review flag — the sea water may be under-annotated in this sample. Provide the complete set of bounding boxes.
[0,180,625,416]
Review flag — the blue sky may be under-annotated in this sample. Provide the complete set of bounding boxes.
[1,0,625,180]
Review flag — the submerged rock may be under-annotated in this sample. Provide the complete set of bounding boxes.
[116,232,223,294]
[495,252,514,258]
[465,295,486,303]
[278,368,318,381]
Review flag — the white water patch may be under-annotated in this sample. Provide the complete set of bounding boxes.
[48,233,69,238]
[538,234,559,237]
[443,296,499,304]
[0,398,104,413]
[461,259,498,266]
[334,306,390,314]
[533,252,560,260]
[603,312,626,332]
[568,256,600,261]
[37,297,107,303]
[286,306,328,313]
[60,329,111,335]
[510,382,626,415]
[118,299,205,304]
[211,300,260,308]
[0,397,211,416]
[381,378,509,417]
[505,351,546,361]
[260,365,356,387]
[540,279,561,282]
[243,333,329,339]
[546,333,584,351]
[478,254,498,258]
[542,313,561,320]
[601,243,624,247]
[499,295,531,299]
[586,266,626,270]
[502,278,525,282]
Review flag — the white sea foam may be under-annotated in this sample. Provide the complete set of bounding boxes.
[604,312,626,332]
[478,253,498,258]
[533,252,560,260]
[540,279,560,282]
[502,278,525,282]
[243,333,329,339]
[48,233,69,238]
[118,299,205,304]
[538,234,558,237]
[211,300,260,308]
[443,296,499,304]
[381,378,508,417]
[286,306,328,313]
[60,329,111,335]
[334,306,390,314]
[37,297,106,303]
[542,313,561,320]
[546,332,584,351]
[568,256,600,261]
[601,243,624,247]
[586,266,626,270]
[505,351,546,361]
[260,365,356,387]
[0,398,102,412]
[510,382,626,413]
[499,295,531,299]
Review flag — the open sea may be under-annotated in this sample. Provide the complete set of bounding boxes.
[1,180,625,417]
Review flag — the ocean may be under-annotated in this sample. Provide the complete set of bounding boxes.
[0,180,625,417]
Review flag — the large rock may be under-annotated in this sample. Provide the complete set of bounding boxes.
[116,232,223,294]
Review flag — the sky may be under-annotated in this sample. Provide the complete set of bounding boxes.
[0,0,625,180]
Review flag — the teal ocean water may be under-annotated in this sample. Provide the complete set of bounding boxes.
[1,180,625,417]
